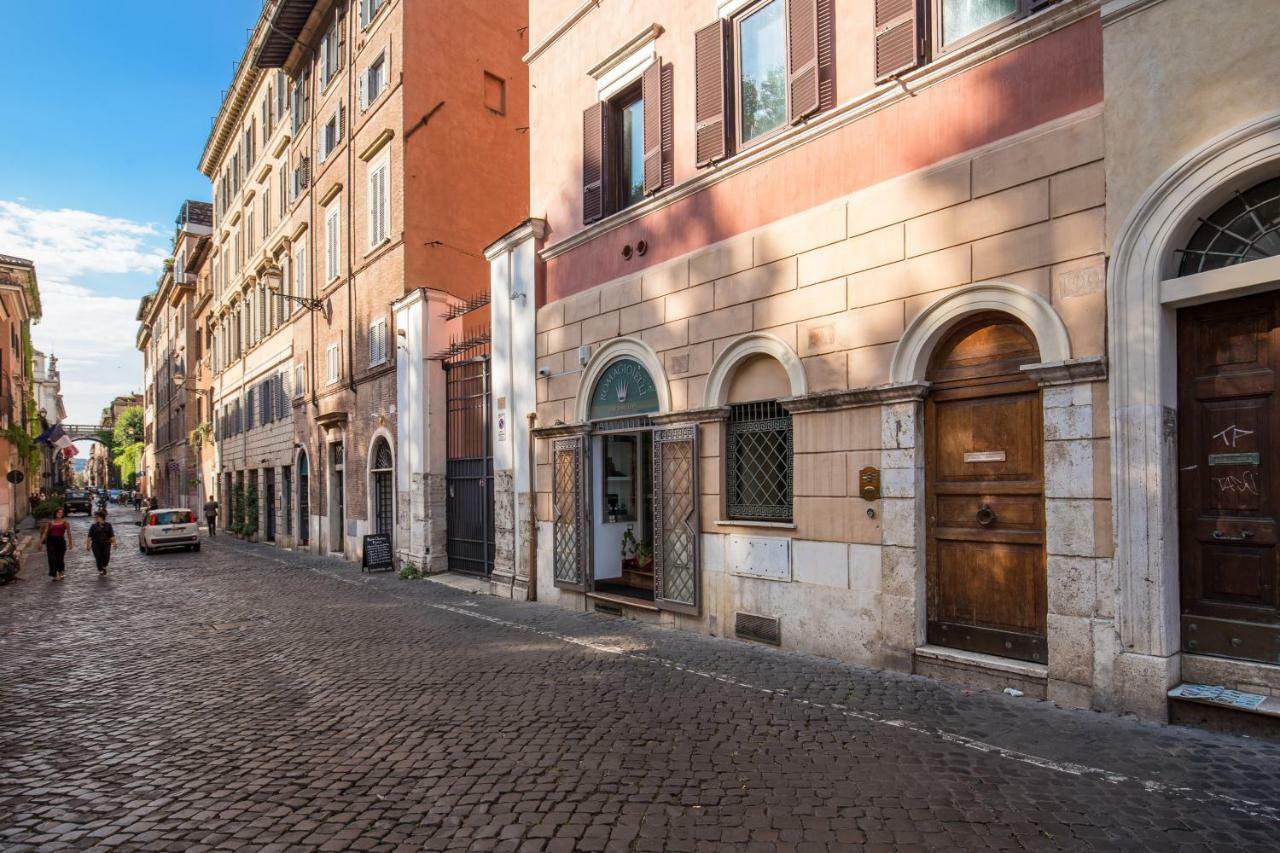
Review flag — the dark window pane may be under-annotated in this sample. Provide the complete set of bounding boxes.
[738,0,786,144]
[942,0,1017,45]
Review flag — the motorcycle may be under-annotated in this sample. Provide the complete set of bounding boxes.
[0,533,22,585]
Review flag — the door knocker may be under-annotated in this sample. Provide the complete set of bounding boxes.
[976,504,997,527]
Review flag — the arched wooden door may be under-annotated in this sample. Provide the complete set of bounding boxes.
[925,314,1047,663]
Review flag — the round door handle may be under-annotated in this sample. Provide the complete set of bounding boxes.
[976,504,997,527]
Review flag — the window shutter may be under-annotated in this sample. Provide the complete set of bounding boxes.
[358,69,368,111]
[874,0,922,82]
[338,104,347,141]
[642,60,665,195]
[581,102,606,225]
[369,322,377,365]
[247,388,256,430]
[787,0,820,123]
[278,372,289,418]
[1030,0,1060,9]
[300,156,311,188]
[694,19,729,167]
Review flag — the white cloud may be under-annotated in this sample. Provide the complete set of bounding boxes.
[0,200,164,424]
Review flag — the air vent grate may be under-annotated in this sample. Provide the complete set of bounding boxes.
[593,601,623,617]
[735,611,781,646]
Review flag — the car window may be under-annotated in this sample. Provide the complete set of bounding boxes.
[149,511,196,525]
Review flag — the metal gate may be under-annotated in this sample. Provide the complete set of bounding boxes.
[445,353,495,576]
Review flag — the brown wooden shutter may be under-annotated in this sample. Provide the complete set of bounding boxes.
[642,59,663,195]
[694,19,729,167]
[816,0,836,112]
[1029,0,1060,10]
[874,0,922,83]
[582,102,606,224]
[787,0,819,123]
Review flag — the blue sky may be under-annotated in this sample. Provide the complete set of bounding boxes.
[0,0,261,424]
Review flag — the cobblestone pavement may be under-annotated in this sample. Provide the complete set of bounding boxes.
[3,512,1280,851]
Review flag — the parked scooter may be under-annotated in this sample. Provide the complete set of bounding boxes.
[0,533,22,585]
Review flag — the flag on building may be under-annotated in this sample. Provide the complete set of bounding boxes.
[37,424,66,446]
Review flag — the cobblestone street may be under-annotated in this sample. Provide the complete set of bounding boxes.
[0,512,1277,851]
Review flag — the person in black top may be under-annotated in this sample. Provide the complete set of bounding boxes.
[86,511,116,576]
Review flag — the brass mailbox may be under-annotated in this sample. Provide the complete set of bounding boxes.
[859,466,881,502]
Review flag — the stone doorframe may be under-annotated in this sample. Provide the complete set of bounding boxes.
[873,283,1106,705]
[1109,111,1280,718]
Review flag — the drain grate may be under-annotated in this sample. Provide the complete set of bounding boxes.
[735,611,781,646]
[593,601,624,617]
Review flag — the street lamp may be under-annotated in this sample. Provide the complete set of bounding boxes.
[262,261,325,312]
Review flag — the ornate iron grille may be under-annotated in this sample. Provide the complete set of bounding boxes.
[726,401,793,521]
[593,415,651,433]
[371,438,393,538]
[654,427,697,609]
[445,355,494,576]
[732,399,788,517]
[1178,177,1280,276]
[552,437,586,587]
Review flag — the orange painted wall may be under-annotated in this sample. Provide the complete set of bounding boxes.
[541,15,1103,304]
[403,0,530,336]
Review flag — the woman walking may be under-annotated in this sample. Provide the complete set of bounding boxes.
[41,507,73,582]
[86,511,116,576]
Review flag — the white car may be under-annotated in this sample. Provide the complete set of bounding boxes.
[138,508,201,554]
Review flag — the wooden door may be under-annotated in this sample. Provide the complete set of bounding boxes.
[926,315,1047,663]
[1178,293,1280,664]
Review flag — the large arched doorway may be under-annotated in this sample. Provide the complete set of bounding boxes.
[925,313,1047,664]
[369,437,394,539]
[552,345,699,613]
[1174,177,1280,665]
[297,449,310,546]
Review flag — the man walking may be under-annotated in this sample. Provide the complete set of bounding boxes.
[203,497,219,538]
[86,511,116,576]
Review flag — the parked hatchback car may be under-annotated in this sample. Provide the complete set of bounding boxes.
[138,509,201,554]
[63,490,93,515]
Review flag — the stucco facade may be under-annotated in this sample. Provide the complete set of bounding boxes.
[489,0,1131,713]
[1103,0,1280,721]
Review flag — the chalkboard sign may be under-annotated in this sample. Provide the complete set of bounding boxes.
[362,534,394,573]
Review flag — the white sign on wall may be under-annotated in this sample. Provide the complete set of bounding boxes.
[726,534,791,582]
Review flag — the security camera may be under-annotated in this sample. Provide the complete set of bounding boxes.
[537,367,550,377]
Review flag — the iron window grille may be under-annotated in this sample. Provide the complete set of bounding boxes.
[1178,176,1280,276]
[726,400,793,521]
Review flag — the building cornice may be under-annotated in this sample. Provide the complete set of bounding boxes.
[484,218,548,260]
[1100,0,1166,26]
[524,0,601,65]
[198,4,275,177]
[541,0,1100,262]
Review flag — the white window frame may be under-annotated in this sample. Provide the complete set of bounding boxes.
[368,152,390,249]
[295,237,309,301]
[325,343,340,385]
[360,50,387,111]
[368,318,388,366]
[319,112,338,161]
[325,203,341,283]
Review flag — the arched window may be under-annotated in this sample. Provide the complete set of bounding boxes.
[297,450,310,545]
[724,355,793,522]
[370,437,393,538]
[1178,176,1280,276]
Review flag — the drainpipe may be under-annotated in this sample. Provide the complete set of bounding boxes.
[526,412,537,601]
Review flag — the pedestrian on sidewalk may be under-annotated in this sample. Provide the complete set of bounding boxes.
[86,511,116,576]
[203,497,219,538]
[40,507,72,582]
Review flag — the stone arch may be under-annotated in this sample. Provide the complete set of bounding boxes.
[574,337,671,423]
[1108,110,1280,669]
[889,282,1071,384]
[365,429,396,539]
[703,332,807,407]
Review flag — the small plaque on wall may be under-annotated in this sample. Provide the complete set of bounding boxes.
[964,451,1006,464]
[726,535,791,582]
